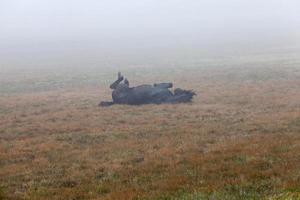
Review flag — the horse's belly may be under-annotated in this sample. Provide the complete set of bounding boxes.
[132,86,172,104]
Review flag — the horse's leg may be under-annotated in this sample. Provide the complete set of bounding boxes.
[110,73,124,89]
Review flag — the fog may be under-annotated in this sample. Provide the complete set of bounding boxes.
[1,0,300,69]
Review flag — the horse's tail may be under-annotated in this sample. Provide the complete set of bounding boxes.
[166,89,196,103]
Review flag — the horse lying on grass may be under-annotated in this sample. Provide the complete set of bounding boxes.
[99,72,196,107]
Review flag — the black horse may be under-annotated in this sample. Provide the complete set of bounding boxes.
[99,72,195,106]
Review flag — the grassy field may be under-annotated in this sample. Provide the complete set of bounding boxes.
[1,52,300,199]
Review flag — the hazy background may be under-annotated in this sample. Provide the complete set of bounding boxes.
[1,0,300,69]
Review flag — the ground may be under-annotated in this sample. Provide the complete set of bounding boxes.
[0,52,300,199]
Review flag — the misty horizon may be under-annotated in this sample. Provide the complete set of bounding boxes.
[1,0,300,69]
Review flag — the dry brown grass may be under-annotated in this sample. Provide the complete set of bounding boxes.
[0,54,300,199]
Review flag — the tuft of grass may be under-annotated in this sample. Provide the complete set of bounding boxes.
[268,191,300,200]
[0,187,5,200]
[96,184,111,195]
